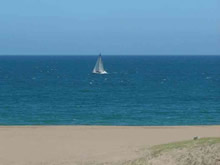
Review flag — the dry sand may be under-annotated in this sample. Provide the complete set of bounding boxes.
[0,126,219,165]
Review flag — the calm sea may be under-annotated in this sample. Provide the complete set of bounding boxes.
[0,55,219,125]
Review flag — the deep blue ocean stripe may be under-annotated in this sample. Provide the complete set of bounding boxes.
[0,55,219,125]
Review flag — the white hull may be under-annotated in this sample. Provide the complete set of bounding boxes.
[92,70,108,74]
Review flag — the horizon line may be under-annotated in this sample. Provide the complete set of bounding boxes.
[0,54,220,56]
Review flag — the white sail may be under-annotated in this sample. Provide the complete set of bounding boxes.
[92,54,107,74]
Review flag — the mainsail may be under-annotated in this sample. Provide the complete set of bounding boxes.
[92,54,107,74]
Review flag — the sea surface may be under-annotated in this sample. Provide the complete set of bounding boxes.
[0,55,219,125]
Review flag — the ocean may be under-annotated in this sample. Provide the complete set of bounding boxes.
[0,55,219,125]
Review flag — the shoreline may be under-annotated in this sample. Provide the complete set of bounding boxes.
[1,124,220,127]
[1,126,220,164]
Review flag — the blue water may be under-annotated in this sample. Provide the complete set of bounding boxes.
[0,55,219,125]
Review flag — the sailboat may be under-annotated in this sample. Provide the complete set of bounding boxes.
[92,54,108,74]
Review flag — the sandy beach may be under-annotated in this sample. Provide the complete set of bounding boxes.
[0,126,219,165]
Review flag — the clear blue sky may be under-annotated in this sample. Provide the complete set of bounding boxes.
[0,0,219,55]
